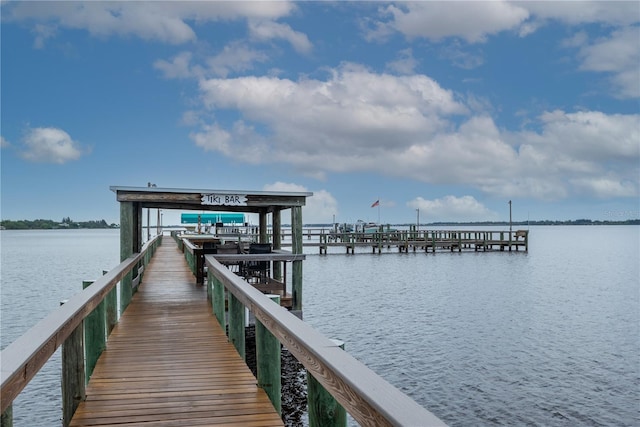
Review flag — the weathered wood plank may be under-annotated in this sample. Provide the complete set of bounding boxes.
[206,255,447,427]
[70,239,282,426]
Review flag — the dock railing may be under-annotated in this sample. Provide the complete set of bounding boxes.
[0,235,162,426]
[205,254,447,427]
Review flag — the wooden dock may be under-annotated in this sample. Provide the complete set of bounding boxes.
[278,229,530,254]
[69,239,284,426]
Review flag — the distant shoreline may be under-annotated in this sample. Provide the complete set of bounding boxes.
[1,218,638,230]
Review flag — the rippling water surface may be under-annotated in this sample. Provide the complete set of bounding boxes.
[303,226,639,426]
[1,229,120,426]
[1,226,638,426]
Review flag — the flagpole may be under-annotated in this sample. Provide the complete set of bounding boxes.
[377,197,380,224]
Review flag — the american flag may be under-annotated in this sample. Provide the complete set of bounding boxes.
[371,199,379,208]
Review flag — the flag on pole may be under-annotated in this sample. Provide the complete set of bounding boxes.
[371,199,379,208]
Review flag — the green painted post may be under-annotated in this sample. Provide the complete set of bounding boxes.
[256,295,281,415]
[213,276,226,329]
[120,202,135,313]
[60,300,85,426]
[1,405,12,427]
[83,280,106,384]
[308,339,347,427]
[228,292,245,359]
[103,270,117,334]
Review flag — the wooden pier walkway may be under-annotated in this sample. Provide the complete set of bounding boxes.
[69,239,283,426]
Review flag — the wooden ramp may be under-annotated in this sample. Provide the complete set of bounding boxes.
[70,239,283,426]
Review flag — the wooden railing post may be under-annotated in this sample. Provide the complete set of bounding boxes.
[1,405,12,427]
[212,276,226,329]
[83,280,106,384]
[60,300,85,426]
[103,270,117,335]
[308,339,347,427]
[228,292,246,360]
[256,295,281,415]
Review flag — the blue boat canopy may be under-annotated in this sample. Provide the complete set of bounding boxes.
[181,213,246,225]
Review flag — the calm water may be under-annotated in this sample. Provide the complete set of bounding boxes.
[1,226,639,426]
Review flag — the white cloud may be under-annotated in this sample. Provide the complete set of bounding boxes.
[189,123,232,156]
[206,41,270,78]
[248,20,313,54]
[5,1,297,45]
[154,51,197,79]
[408,195,498,222]
[373,1,529,43]
[20,127,84,164]
[522,1,640,27]
[385,48,418,75]
[192,66,638,202]
[570,176,638,198]
[263,182,336,224]
[372,1,638,44]
[574,26,640,99]
[1,136,10,148]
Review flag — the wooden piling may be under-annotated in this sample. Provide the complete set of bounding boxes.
[228,292,245,360]
[60,300,85,426]
[212,276,226,329]
[1,405,11,427]
[82,280,106,384]
[256,295,281,415]
[307,339,347,427]
[103,270,117,335]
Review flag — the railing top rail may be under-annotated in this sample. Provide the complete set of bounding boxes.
[0,234,161,413]
[213,251,305,263]
[205,255,446,427]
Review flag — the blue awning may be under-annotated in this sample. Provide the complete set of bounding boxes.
[181,213,246,225]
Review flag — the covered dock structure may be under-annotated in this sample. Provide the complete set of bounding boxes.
[110,186,312,313]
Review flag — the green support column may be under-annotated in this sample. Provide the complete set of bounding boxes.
[308,340,347,427]
[291,206,303,313]
[83,280,106,384]
[256,295,281,415]
[272,209,282,281]
[61,300,85,426]
[259,211,268,244]
[228,292,245,359]
[103,270,117,334]
[213,277,226,329]
[119,201,137,312]
[1,405,12,427]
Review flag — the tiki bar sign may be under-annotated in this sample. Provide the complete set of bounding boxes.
[201,193,248,206]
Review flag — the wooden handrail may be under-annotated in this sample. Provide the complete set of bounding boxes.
[205,255,446,427]
[0,235,162,413]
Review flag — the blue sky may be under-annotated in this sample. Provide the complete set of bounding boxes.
[1,1,639,226]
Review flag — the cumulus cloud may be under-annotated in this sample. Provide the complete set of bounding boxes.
[572,26,640,99]
[371,1,530,43]
[368,1,638,100]
[4,1,297,45]
[20,127,84,163]
[206,41,270,78]
[263,182,336,224]
[408,195,498,222]
[154,51,197,79]
[522,1,640,27]
[189,65,638,201]
[371,1,638,44]
[385,48,418,75]
[248,20,313,54]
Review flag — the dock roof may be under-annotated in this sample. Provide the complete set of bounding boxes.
[110,186,312,213]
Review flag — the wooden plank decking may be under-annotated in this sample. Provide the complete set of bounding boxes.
[70,239,283,426]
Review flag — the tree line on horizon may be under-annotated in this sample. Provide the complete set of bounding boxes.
[0,217,118,230]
